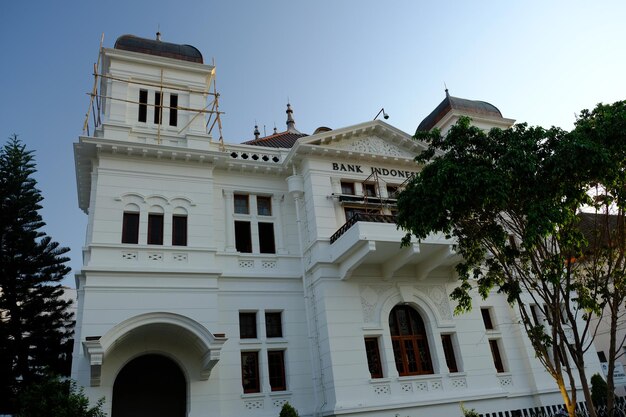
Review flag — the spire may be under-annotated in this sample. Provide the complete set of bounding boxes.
[286,102,300,133]
[253,123,260,140]
[444,82,450,98]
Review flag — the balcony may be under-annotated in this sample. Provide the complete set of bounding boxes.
[328,213,460,280]
[330,213,397,244]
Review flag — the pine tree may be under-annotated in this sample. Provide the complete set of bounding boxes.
[0,135,73,414]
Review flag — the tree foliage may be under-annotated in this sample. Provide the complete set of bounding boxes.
[279,402,299,417]
[591,373,608,406]
[396,100,626,417]
[18,375,104,417]
[0,135,73,414]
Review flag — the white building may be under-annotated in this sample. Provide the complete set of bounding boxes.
[71,34,601,417]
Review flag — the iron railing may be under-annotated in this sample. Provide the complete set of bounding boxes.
[329,213,397,244]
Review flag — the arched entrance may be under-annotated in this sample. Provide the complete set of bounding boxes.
[112,354,186,417]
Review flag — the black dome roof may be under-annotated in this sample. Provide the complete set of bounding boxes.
[114,34,203,64]
[417,93,503,132]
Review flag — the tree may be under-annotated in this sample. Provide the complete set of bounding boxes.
[569,100,626,417]
[0,135,73,414]
[279,402,299,417]
[396,103,626,417]
[591,373,608,407]
[18,375,104,417]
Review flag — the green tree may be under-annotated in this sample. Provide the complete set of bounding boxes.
[0,135,73,414]
[396,102,626,417]
[18,375,104,417]
[279,402,299,417]
[569,101,626,417]
[591,373,608,406]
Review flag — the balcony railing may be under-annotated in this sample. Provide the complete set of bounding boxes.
[330,213,397,244]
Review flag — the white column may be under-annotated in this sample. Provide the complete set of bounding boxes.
[223,190,235,252]
[273,195,286,254]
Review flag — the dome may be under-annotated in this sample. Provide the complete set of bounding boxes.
[416,92,503,132]
[313,126,332,134]
[114,34,203,64]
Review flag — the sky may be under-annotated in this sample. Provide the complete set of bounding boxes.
[1,1,625,287]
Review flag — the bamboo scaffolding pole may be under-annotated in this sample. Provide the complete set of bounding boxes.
[209,58,224,150]
[83,34,104,134]
[178,100,214,134]
[82,39,227,147]
[94,72,216,96]
[86,93,224,115]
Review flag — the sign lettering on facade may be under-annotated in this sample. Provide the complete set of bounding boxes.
[601,362,626,386]
[331,163,416,179]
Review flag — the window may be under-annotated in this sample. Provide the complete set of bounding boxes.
[258,222,276,254]
[364,337,383,378]
[481,308,494,330]
[543,304,553,325]
[265,312,282,338]
[147,213,164,245]
[341,181,355,195]
[530,305,540,325]
[489,339,505,373]
[233,194,277,254]
[122,212,140,244]
[598,351,607,362]
[172,215,187,246]
[147,213,163,244]
[241,351,260,393]
[154,92,162,124]
[239,312,257,339]
[234,194,249,214]
[235,221,252,253]
[267,350,286,391]
[364,183,376,197]
[387,185,399,199]
[169,94,178,126]
[138,89,148,122]
[441,334,459,373]
[257,196,272,216]
[344,207,372,221]
[389,305,433,376]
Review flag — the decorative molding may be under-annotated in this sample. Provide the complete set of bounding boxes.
[372,383,391,395]
[450,376,467,389]
[327,136,414,158]
[360,285,392,323]
[82,338,104,387]
[498,374,513,388]
[91,312,228,384]
[423,285,453,320]
[244,399,264,410]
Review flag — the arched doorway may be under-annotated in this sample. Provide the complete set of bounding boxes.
[112,354,186,417]
[389,305,434,375]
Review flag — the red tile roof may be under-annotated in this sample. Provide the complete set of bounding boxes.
[242,131,308,149]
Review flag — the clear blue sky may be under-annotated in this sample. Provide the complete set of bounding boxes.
[1,1,625,286]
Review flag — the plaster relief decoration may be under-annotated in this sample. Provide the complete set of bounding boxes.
[360,285,393,323]
[423,285,453,320]
[328,136,414,158]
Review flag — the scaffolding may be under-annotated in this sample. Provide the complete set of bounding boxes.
[82,34,225,148]
[361,171,410,214]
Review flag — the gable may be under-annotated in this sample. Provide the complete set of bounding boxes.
[290,120,425,163]
[323,135,415,159]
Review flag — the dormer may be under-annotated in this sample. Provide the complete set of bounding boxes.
[95,34,215,147]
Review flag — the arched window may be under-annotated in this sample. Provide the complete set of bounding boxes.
[389,305,433,376]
